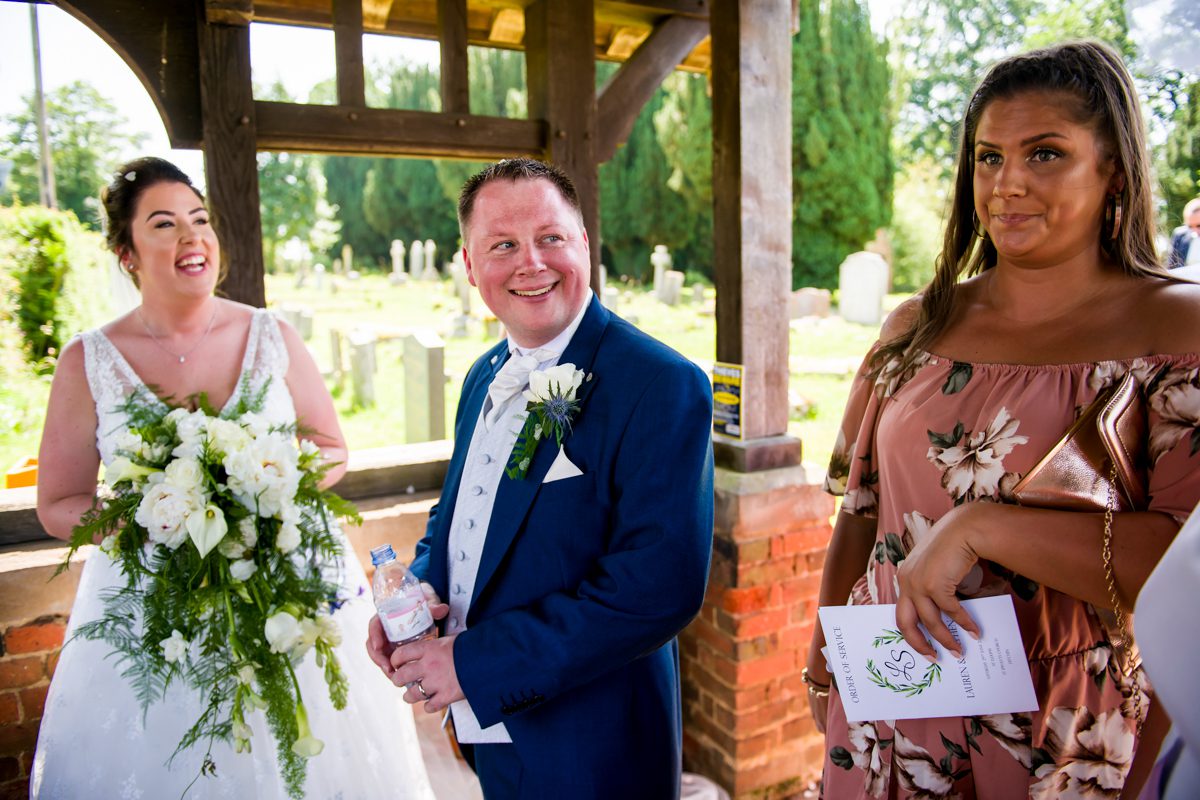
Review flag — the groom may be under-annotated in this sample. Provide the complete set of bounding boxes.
[367,158,713,798]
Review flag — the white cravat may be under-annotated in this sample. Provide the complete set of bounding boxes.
[484,348,553,430]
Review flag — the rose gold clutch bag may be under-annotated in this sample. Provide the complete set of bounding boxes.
[1012,372,1148,705]
[1012,373,1148,514]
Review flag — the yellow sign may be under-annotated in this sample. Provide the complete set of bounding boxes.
[712,362,743,439]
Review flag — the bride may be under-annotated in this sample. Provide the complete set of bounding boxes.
[31,157,435,799]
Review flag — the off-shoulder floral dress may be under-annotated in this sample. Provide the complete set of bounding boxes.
[821,349,1200,800]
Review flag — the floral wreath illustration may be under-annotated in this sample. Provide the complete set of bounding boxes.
[865,629,942,697]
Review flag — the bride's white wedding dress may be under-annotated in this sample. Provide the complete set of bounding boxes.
[31,309,436,800]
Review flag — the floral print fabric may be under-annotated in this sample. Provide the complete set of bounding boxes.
[821,350,1200,799]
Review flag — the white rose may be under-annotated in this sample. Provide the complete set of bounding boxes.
[135,482,203,549]
[165,408,190,426]
[225,433,300,518]
[524,363,584,404]
[115,430,145,457]
[230,558,258,582]
[160,629,188,663]
[299,439,321,458]
[264,610,304,655]
[239,412,271,438]
[207,418,250,457]
[144,442,170,463]
[164,458,205,492]
[238,517,259,548]
[275,522,301,554]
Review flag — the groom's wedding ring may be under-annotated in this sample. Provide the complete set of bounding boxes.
[415,680,429,699]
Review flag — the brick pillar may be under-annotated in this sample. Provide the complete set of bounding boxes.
[0,616,66,798]
[682,465,834,798]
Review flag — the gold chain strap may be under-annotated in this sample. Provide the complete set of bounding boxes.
[1101,460,1144,738]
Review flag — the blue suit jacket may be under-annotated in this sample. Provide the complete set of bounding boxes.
[411,296,714,798]
[1169,226,1194,270]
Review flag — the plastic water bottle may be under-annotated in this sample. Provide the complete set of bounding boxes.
[370,544,434,644]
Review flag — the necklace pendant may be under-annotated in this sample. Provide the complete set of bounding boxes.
[179,356,186,364]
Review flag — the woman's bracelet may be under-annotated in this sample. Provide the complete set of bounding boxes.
[802,667,830,698]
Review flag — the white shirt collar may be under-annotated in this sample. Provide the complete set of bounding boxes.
[507,289,593,359]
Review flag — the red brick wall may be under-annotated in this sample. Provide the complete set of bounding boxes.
[682,474,834,799]
[0,617,65,800]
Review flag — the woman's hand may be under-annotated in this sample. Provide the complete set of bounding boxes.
[895,503,984,660]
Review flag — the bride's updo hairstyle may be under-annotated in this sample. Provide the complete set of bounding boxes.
[100,157,214,287]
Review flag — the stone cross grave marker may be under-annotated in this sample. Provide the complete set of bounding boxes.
[390,240,407,285]
[409,239,424,278]
[423,239,439,280]
[341,244,353,274]
[651,245,672,300]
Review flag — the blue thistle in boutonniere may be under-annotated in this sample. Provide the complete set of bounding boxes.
[507,363,586,480]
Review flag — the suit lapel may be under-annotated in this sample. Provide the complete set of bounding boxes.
[470,297,610,609]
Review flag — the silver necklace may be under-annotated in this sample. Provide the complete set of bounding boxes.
[138,304,219,364]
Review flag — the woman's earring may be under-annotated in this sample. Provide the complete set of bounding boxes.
[1106,194,1123,242]
[971,212,988,241]
[122,260,136,273]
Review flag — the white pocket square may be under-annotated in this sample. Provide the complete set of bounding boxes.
[543,447,584,483]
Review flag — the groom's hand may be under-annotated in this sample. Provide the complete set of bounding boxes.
[365,616,397,678]
[420,582,450,622]
[391,635,465,713]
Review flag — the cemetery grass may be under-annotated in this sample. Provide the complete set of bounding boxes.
[0,275,899,481]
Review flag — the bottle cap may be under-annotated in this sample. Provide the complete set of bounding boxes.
[369,543,396,566]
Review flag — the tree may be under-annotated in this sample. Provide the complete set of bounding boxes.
[256,81,322,272]
[792,0,894,288]
[0,80,146,229]
[653,72,714,279]
[1162,80,1200,222]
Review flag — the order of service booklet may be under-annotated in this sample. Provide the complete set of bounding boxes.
[817,595,1038,723]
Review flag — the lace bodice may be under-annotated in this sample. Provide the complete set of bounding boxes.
[79,307,296,465]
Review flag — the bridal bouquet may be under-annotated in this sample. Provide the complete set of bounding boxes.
[59,385,359,798]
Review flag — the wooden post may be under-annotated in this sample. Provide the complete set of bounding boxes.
[524,0,600,288]
[332,0,366,107]
[437,0,469,114]
[198,14,265,308]
[710,0,796,470]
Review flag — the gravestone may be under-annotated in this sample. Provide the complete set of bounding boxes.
[278,305,314,340]
[598,264,607,298]
[348,330,377,408]
[789,287,832,319]
[404,330,446,442]
[601,286,620,313]
[423,239,439,280]
[838,251,889,325]
[691,283,705,305]
[409,239,424,278]
[660,270,685,306]
[341,244,353,275]
[332,258,342,275]
[650,245,672,300]
[328,328,346,389]
[389,240,408,285]
[448,260,472,314]
[314,263,326,291]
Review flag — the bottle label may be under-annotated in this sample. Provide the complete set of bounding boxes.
[378,595,434,643]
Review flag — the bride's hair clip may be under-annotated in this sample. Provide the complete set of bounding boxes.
[123,171,137,182]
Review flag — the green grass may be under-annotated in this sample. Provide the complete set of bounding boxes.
[1,273,901,480]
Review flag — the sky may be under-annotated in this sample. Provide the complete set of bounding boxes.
[0,0,1183,191]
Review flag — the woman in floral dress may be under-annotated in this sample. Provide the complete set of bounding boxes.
[806,41,1200,799]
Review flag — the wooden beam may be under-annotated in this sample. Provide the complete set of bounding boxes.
[599,0,711,19]
[438,0,469,114]
[205,0,253,26]
[57,0,204,147]
[525,0,600,286]
[198,19,266,308]
[605,26,649,58]
[254,101,546,159]
[488,8,525,44]
[332,0,365,107]
[595,15,708,162]
[362,0,395,31]
[711,0,792,444]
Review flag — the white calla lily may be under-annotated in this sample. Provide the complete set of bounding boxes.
[186,504,228,558]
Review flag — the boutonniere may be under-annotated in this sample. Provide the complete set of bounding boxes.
[507,363,587,480]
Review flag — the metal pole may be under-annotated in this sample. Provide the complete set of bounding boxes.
[30,4,57,209]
